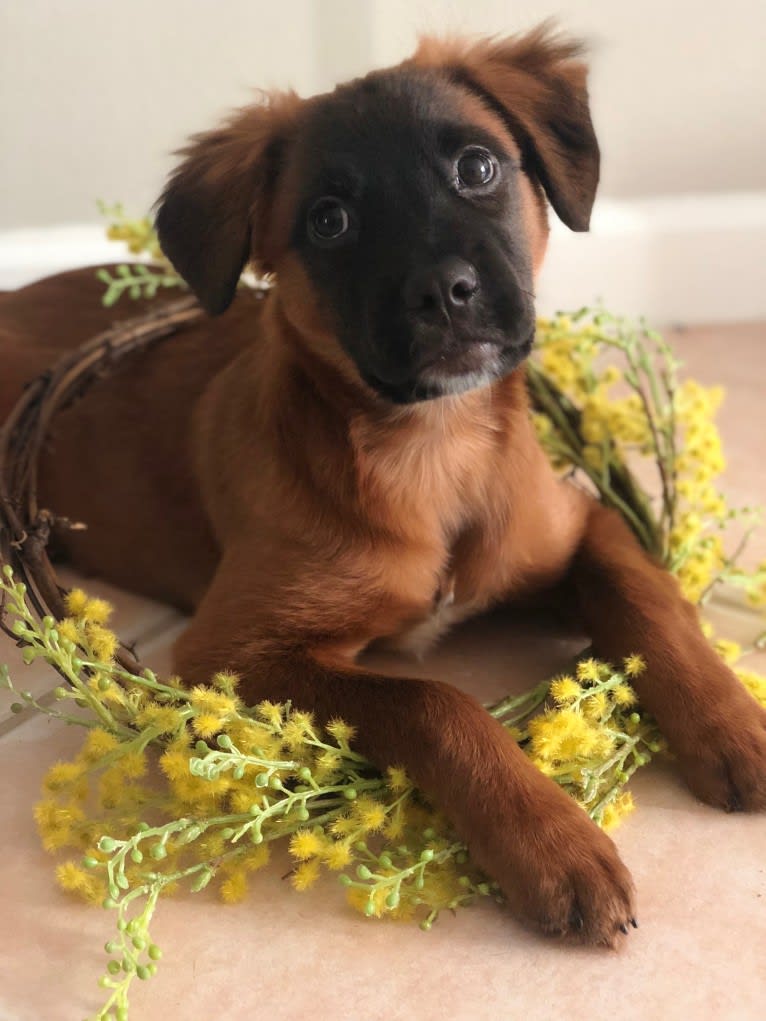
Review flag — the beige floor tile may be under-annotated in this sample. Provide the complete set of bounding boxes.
[1,628,765,1021]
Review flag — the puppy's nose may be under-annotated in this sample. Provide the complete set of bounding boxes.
[404,257,478,319]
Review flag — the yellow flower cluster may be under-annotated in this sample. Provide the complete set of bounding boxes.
[523,655,649,828]
[532,312,766,614]
[100,201,163,260]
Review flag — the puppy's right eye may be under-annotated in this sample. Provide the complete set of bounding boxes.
[308,198,350,243]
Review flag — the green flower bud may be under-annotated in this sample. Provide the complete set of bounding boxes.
[419,918,432,932]
[121,957,135,973]
[338,874,353,887]
[11,620,27,636]
[137,822,150,832]
[419,849,434,863]
[98,676,111,692]
[216,734,233,750]
[131,936,146,951]
[102,897,117,910]
[414,876,425,891]
[83,856,99,870]
[356,865,372,880]
[2,563,13,578]
[364,900,376,917]
[147,944,162,961]
[458,875,472,888]
[385,891,400,909]
[10,703,24,714]
[190,869,212,893]
[298,766,312,781]
[98,837,117,853]
[455,851,467,865]
[107,960,121,975]
[149,843,167,860]
[255,772,269,788]
[268,774,282,789]
[22,648,36,665]
[130,848,143,864]
[233,764,245,780]
[343,787,357,801]
[220,827,235,840]
[104,940,119,954]
[422,828,435,839]
[53,687,69,700]
[42,616,55,631]
[378,854,393,869]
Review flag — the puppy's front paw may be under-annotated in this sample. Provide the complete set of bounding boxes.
[675,694,766,812]
[473,779,636,945]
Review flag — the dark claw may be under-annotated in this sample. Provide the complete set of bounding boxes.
[619,923,628,935]
[630,917,638,929]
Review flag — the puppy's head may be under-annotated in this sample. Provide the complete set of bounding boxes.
[156,25,599,404]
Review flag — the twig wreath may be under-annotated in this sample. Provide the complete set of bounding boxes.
[1,206,765,1020]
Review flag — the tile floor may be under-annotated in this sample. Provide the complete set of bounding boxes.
[1,321,765,1021]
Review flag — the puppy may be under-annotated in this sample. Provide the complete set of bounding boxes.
[2,26,765,945]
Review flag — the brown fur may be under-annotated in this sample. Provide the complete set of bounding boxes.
[2,26,765,944]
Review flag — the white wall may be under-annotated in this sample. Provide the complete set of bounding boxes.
[319,0,766,200]
[2,0,765,229]
[0,0,320,228]
[1,1,765,322]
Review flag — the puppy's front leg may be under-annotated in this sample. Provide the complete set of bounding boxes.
[570,503,766,811]
[174,559,635,944]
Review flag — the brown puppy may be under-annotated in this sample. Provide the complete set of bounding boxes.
[2,27,765,945]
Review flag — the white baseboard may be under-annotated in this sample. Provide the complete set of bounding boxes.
[2,192,764,324]
[537,191,766,324]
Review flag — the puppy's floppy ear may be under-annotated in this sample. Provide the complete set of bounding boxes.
[412,24,600,231]
[155,92,299,316]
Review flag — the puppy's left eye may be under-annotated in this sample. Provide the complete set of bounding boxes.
[308,198,350,242]
[456,147,497,189]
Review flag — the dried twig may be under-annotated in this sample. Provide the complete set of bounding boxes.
[0,295,204,668]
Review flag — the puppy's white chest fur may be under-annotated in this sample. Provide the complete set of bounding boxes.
[391,579,473,658]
